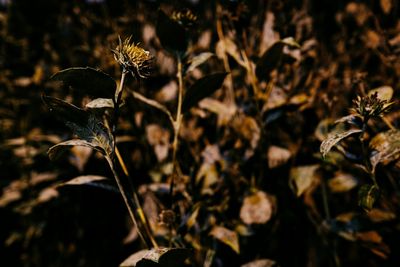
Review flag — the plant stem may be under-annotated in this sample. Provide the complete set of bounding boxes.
[359,119,379,188]
[105,156,151,248]
[115,146,158,248]
[115,71,127,104]
[111,71,158,248]
[169,56,184,206]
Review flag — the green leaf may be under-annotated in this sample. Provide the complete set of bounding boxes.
[186,52,214,73]
[369,129,400,172]
[358,184,380,211]
[320,129,363,158]
[210,226,240,254]
[43,96,114,157]
[51,67,116,98]
[182,72,228,113]
[85,98,115,109]
[255,37,300,81]
[120,248,191,267]
[156,10,188,55]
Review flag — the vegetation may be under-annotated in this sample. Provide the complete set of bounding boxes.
[1,1,400,266]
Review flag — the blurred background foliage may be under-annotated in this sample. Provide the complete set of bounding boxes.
[1,0,400,266]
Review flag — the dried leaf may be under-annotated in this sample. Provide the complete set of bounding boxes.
[368,86,393,102]
[146,124,170,162]
[367,209,396,223]
[120,247,191,267]
[240,191,274,224]
[210,226,240,254]
[241,259,278,267]
[267,146,291,168]
[380,0,392,14]
[85,98,114,109]
[182,72,228,113]
[50,67,116,98]
[358,184,380,211]
[320,129,362,158]
[369,129,400,172]
[186,52,214,73]
[328,172,358,193]
[60,175,108,186]
[289,165,319,197]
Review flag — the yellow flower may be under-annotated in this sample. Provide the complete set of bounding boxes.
[112,36,152,78]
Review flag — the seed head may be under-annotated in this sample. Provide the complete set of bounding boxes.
[112,36,152,78]
[171,9,197,28]
[351,92,394,118]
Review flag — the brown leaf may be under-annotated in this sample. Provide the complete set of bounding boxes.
[289,165,319,197]
[240,191,274,224]
[380,0,392,14]
[267,146,291,168]
[367,209,396,223]
[69,146,93,172]
[210,226,240,254]
[60,175,108,186]
[328,172,358,193]
[241,259,278,267]
[146,124,170,162]
[369,129,400,172]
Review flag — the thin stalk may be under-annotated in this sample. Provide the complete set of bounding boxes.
[359,119,379,188]
[169,56,184,206]
[105,156,151,248]
[111,71,158,248]
[115,146,158,248]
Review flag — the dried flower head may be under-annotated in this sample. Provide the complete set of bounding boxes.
[351,92,394,118]
[171,9,197,28]
[112,36,152,78]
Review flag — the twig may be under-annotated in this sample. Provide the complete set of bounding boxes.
[132,91,175,127]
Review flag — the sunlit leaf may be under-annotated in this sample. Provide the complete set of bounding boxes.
[85,98,114,109]
[120,248,191,267]
[320,128,362,158]
[328,172,358,193]
[240,191,274,224]
[358,184,380,211]
[182,72,228,113]
[256,37,300,81]
[48,139,106,160]
[50,67,116,98]
[43,96,114,157]
[267,146,291,168]
[367,209,396,223]
[59,175,108,186]
[368,86,393,102]
[241,259,278,267]
[156,10,188,54]
[210,226,240,254]
[186,52,214,73]
[369,129,400,172]
[289,165,319,197]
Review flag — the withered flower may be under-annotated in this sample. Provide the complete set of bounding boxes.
[351,92,394,118]
[171,9,197,28]
[112,36,152,78]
